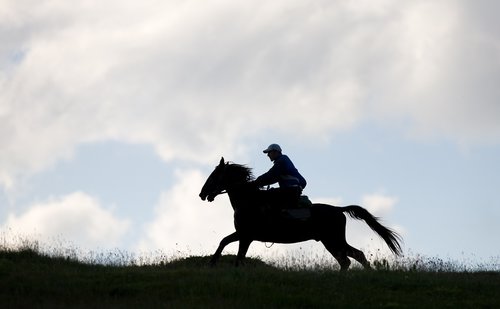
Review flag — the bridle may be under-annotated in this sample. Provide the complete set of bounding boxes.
[207,188,227,202]
[204,162,253,202]
[206,165,229,201]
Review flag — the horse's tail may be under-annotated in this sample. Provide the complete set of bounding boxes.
[342,205,403,256]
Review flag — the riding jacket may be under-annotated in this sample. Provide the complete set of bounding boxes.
[255,154,307,189]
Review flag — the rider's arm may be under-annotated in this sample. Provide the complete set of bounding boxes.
[254,160,282,187]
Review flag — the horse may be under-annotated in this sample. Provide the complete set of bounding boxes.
[199,157,403,270]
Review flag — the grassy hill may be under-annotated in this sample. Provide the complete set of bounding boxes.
[1,247,499,308]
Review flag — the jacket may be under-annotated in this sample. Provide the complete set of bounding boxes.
[255,154,307,189]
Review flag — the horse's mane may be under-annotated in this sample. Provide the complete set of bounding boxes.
[225,162,255,182]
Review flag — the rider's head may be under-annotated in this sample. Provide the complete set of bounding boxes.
[263,143,282,161]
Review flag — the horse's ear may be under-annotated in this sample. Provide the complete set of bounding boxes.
[219,157,225,166]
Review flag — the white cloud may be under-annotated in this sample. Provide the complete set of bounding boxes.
[361,193,398,217]
[137,169,236,254]
[389,1,500,145]
[1,1,499,191]
[346,193,402,256]
[1,192,131,249]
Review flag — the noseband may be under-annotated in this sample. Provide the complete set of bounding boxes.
[207,189,227,202]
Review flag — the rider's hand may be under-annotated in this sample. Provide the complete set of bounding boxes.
[248,180,260,188]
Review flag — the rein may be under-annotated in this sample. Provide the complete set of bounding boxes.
[213,182,249,198]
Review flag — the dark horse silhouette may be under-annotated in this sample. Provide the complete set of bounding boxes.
[199,157,402,270]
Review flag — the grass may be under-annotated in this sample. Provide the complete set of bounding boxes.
[1,241,499,308]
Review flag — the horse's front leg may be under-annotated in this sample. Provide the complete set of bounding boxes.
[235,238,252,266]
[210,232,239,266]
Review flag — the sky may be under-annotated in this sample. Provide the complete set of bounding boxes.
[1,0,499,265]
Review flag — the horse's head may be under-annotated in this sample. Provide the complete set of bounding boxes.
[199,157,227,202]
[199,157,254,202]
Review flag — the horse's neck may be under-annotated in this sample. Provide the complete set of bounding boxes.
[227,187,255,211]
[227,193,238,211]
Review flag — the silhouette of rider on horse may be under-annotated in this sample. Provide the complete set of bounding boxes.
[251,144,307,211]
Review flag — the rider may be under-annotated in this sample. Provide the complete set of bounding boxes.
[253,144,307,209]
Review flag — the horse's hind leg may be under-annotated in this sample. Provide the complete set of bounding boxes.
[210,232,239,266]
[347,244,371,270]
[322,241,351,271]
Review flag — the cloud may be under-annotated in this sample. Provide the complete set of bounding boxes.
[1,0,499,189]
[386,1,500,145]
[343,193,402,256]
[137,169,236,254]
[1,192,131,248]
[361,193,398,217]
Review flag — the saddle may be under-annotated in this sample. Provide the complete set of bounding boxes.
[261,195,313,221]
[282,195,313,220]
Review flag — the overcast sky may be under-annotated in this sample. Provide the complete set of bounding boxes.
[1,0,499,264]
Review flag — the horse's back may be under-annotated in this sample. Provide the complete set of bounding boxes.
[311,203,344,214]
[310,203,346,225]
